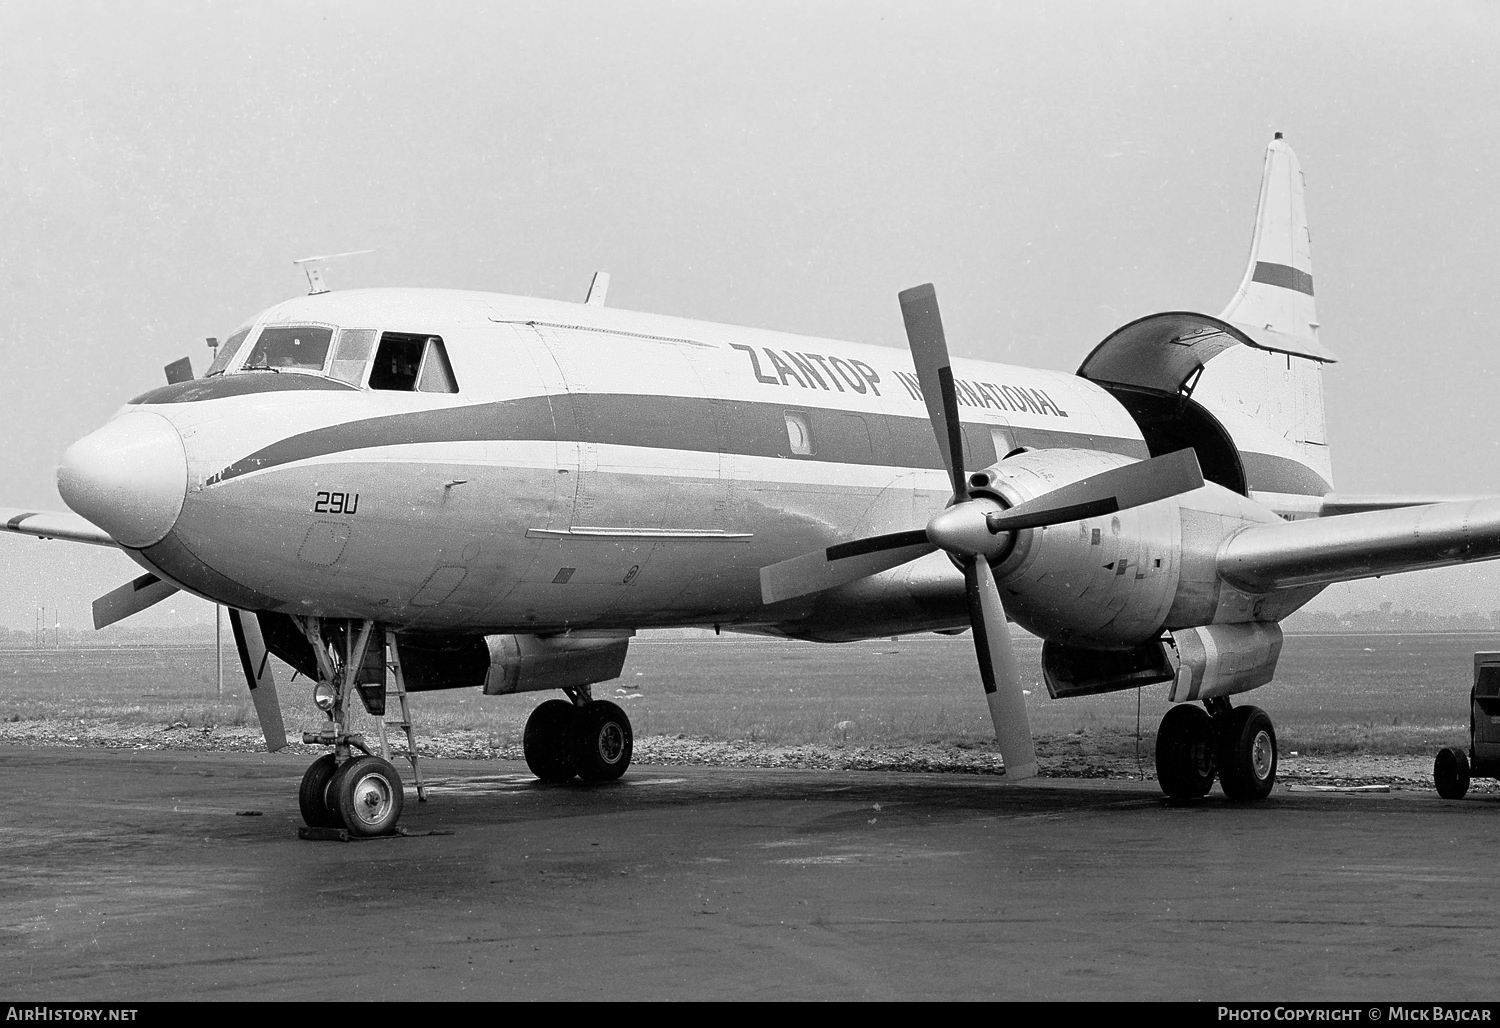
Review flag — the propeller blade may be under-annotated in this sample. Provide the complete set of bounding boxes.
[984,448,1205,534]
[164,357,194,384]
[899,283,967,498]
[965,558,1037,779]
[761,530,935,604]
[228,609,287,752]
[92,573,179,629]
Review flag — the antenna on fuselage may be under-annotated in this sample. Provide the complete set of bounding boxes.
[291,249,376,295]
[584,271,611,307]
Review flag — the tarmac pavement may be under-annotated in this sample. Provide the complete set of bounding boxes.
[0,746,1496,1001]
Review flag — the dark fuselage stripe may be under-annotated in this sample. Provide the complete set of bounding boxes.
[130,373,358,406]
[204,393,1151,485]
[1251,261,1315,297]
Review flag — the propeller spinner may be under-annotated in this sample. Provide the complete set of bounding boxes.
[759,284,1205,779]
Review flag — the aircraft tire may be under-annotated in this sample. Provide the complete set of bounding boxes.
[329,755,404,837]
[572,700,633,783]
[1434,746,1471,800]
[298,754,342,828]
[1155,703,1215,800]
[1215,706,1277,802]
[524,699,578,782]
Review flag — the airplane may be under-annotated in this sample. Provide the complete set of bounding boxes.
[6,133,1500,838]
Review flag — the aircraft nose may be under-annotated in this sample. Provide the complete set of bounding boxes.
[57,410,188,548]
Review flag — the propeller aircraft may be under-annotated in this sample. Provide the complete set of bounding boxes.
[7,135,1500,836]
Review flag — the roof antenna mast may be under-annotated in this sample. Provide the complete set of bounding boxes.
[291,249,376,295]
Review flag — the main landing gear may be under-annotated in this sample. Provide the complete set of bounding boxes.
[295,618,425,837]
[523,687,634,783]
[1155,697,1278,802]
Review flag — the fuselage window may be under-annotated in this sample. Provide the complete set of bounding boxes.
[242,325,334,372]
[785,411,814,455]
[369,333,459,393]
[204,326,253,377]
[330,329,378,385]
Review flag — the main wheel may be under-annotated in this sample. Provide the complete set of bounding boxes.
[329,755,404,837]
[572,700,633,782]
[1155,703,1216,799]
[1434,746,1471,800]
[1216,706,1278,802]
[524,699,578,782]
[298,754,341,828]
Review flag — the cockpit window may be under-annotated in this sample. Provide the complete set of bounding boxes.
[205,325,253,377]
[369,333,459,393]
[329,329,378,385]
[417,341,459,393]
[241,325,334,372]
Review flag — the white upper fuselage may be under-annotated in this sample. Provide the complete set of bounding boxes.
[95,287,1151,637]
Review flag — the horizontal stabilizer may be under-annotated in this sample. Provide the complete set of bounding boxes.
[0,507,118,548]
[1319,494,1499,517]
[1220,498,1500,592]
[93,573,179,629]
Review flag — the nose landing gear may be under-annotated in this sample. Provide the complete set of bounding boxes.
[295,618,425,837]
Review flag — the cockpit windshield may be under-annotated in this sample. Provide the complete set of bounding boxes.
[241,325,335,372]
[216,321,460,394]
[204,323,254,376]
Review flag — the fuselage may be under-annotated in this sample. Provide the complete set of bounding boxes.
[56,287,1316,643]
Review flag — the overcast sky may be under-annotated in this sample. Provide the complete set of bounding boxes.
[3,0,1499,630]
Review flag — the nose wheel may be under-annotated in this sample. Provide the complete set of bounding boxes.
[298,754,406,837]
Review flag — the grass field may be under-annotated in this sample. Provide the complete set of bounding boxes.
[0,630,1487,756]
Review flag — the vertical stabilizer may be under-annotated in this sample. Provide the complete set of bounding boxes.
[1219,134,1318,343]
[1191,135,1333,512]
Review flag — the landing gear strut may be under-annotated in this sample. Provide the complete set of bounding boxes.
[296,617,424,836]
[1154,698,1278,802]
[523,687,633,783]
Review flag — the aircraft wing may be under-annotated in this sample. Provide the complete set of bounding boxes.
[1221,498,1500,592]
[0,507,118,548]
[1319,494,1498,517]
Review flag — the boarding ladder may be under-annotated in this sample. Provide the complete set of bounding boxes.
[376,634,427,801]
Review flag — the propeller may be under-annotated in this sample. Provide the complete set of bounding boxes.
[759,283,1206,780]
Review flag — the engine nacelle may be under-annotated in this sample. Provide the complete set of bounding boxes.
[969,448,1282,649]
[1168,622,1284,701]
[1042,638,1177,698]
[482,631,632,695]
[970,448,1188,647]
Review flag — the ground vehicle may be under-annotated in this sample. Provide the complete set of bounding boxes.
[1433,651,1500,798]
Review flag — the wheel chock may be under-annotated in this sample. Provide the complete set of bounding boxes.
[298,825,350,842]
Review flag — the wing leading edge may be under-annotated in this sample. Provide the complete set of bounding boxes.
[1221,498,1500,592]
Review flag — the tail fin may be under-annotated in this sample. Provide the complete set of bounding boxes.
[1218,133,1319,342]
[1193,134,1334,509]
